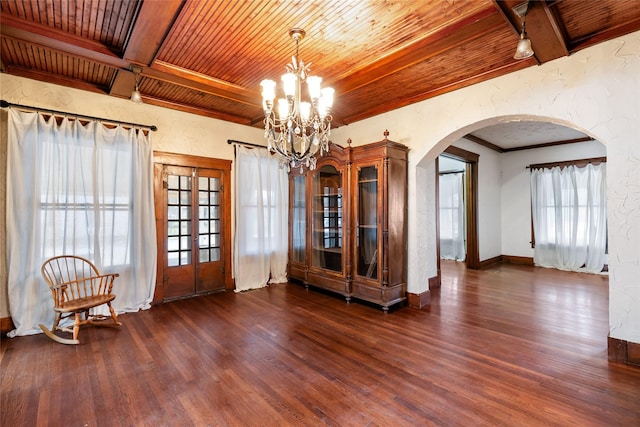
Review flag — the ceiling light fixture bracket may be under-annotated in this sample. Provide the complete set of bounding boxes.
[513,2,530,20]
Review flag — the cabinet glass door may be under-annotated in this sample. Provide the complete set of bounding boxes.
[357,166,378,279]
[291,174,306,263]
[311,165,342,272]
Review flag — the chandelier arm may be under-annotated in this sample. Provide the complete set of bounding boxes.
[287,126,297,157]
[276,131,301,164]
[271,132,290,159]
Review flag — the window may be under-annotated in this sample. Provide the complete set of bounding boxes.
[37,128,136,267]
[234,145,289,290]
[7,109,156,337]
[530,160,607,273]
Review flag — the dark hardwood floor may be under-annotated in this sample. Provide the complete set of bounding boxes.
[2,261,639,426]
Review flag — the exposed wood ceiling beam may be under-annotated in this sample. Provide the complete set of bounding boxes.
[525,0,568,62]
[123,0,185,67]
[0,12,129,70]
[1,11,261,111]
[150,61,259,107]
[141,96,253,126]
[568,16,640,53]
[333,6,502,95]
[110,0,184,99]
[109,71,136,99]
[3,65,109,94]
[494,0,568,64]
[341,60,531,125]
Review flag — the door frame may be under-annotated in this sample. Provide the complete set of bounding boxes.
[436,146,480,277]
[153,151,233,304]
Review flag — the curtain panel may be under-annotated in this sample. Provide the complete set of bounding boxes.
[530,163,607,273]
[233,146,288,291]
[6,109,157,337]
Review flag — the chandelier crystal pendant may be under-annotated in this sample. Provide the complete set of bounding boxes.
[260,28,335,171]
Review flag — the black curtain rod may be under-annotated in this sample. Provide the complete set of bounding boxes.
[227,139,267,149]
[439,170,465,175]
[1,100,158,131]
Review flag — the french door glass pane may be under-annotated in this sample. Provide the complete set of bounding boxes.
[168,206,179,220]
[167,172,193,267]
[180,206,191,219]
[168,252,179,267]
[199,249,210,263]
[181,222,191,235]
[168,237,178,251]
[198,177,221,263]
[168,221,179,236]
[180,251,191,265]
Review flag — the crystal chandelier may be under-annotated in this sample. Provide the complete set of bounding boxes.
[260,28,335,171]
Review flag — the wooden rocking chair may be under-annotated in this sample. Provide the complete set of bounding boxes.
[39,255,121,345]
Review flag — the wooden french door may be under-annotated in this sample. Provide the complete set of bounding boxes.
[154,153,232,302]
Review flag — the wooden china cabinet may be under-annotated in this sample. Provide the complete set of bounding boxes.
[288,131,408,311]
[350,132,408,310]
[288,142,351,299]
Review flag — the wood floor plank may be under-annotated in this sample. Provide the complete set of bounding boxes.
[2,261,639,426]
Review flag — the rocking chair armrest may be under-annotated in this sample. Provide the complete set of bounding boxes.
[51,273,120,303]
[51,273,120,289]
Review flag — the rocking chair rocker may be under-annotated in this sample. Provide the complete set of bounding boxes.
[39,255,121,345]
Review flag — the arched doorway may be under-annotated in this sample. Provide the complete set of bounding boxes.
[416,115,606,293]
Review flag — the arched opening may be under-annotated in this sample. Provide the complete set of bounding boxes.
[410,115,604,300]
[414,114,607,294]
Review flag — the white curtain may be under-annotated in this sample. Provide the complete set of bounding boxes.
[234,146,288,291]
[6,109,157,337]
[439,172,466,261]
[530,163,607,273]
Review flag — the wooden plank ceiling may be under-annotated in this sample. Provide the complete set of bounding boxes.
[2,0,639,128]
